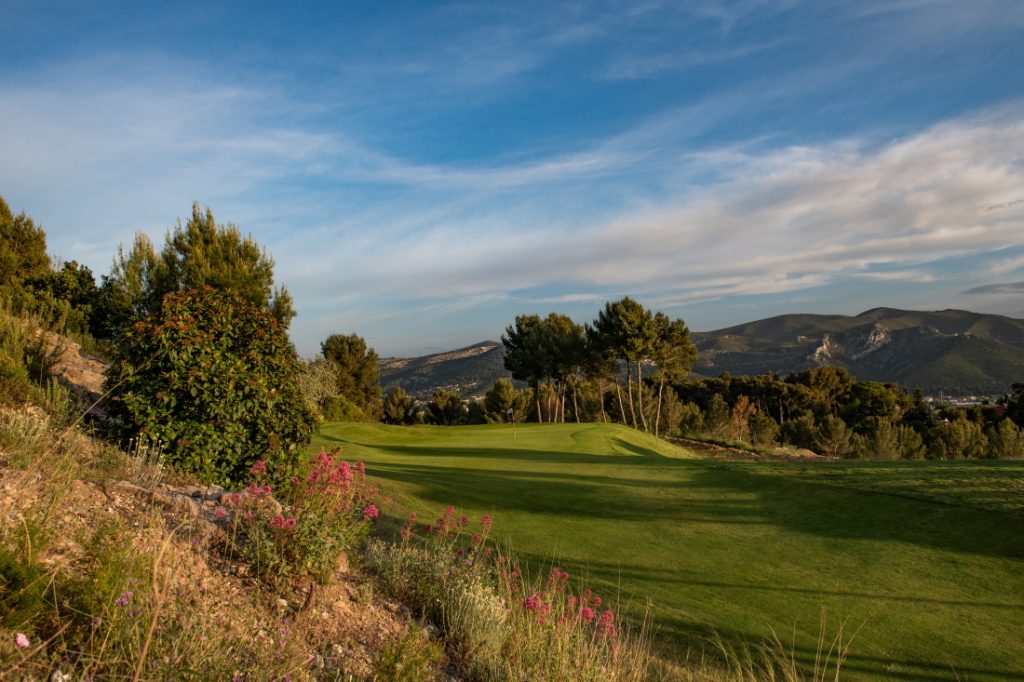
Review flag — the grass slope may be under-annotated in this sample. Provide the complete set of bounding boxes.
[311,422,1024,681]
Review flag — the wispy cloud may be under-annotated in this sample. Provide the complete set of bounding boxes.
[961,281,1024,295]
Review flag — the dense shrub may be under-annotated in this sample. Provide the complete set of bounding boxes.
[382,387,419,425]
[927,417,988,459]
[427,389,468,425]
[105,287,315,486]
[321,394,366,422]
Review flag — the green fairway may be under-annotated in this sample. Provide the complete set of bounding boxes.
[311,422,1024,681]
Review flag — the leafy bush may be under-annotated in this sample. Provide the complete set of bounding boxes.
[104,287,315,487]
[321,394,366,422]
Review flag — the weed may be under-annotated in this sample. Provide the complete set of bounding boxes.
[373,623,445,681]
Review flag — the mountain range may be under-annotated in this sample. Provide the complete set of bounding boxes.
[379,308,1024,399]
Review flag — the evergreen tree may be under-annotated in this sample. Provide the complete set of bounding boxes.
[985,419,1024,459]
[502,314,548,422]
[320,333,383,418]
[649,312,697,437]
[589,297,658,431]
[928,417,988,459]
[0,196,49,288]
[382,387,418,425]
[427,389,467,425]
[815,415,856,458]
[98,204,294,339]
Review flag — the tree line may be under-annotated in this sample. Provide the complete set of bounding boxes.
[375,300,1024,459]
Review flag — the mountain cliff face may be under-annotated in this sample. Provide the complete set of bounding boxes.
[692,308,1024,394]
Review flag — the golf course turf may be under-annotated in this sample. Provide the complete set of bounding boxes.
[310,422,1024,680]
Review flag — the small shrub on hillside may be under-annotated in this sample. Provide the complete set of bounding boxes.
[366,507,654,681]
[373,622,446,681]
[0,305,63,406]
[226,448,378,585]
[104,287,315,487]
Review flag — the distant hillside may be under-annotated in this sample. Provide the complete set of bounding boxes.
[380,308,1024,399]
[693,307,1024,394]
[379,341,511,400]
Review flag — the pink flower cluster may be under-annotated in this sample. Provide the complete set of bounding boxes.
[271,515,298,530]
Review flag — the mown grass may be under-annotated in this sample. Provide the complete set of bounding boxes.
[312,421,1024,681]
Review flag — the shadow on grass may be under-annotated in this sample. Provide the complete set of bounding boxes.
[349,437,1024,562]
[337,426,1024,680]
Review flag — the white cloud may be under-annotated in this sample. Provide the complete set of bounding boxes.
[302,107,1024,308]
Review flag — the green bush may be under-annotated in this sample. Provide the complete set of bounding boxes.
[321,394,366,422]
[104,287,315,487]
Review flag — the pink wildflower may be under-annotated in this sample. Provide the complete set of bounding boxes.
[362,503,379,520]
[471,534,482,544]
[593,596,602,608]
[115,590,133,607]
[250,460,267,477]
[213,507,227,520]
[480,513,493,533]
[15,633,29,649]
[425,524,433,534]
[355,461,366,474]
[580,607,595,622]
[290,476,300,485]
[460,514,469,528]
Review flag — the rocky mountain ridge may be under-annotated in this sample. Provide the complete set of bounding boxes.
[692,307,1024,394]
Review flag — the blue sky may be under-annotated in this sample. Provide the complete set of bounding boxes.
[2,0,1023,357]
